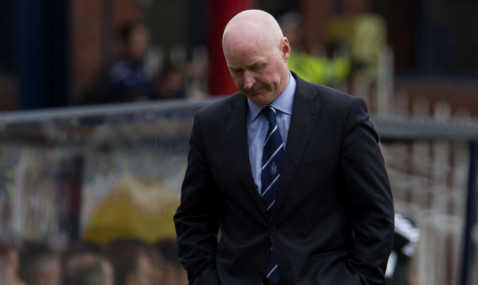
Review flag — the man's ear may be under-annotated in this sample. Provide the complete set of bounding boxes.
[281,37,291,62]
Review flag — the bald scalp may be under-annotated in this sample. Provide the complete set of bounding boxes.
[223,10,284,53]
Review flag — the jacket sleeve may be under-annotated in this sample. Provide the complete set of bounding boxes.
[174,112,221,285]
[340,98,395,285]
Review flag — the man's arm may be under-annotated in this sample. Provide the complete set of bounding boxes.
[174,113,221,285]
[340,98,395,285]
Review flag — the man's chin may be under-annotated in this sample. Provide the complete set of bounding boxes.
[246,93,272,105]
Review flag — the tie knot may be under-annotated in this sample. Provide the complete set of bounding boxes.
[262,106,277,124]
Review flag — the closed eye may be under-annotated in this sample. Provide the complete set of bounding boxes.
[229,67,243,75]
[250,63,266,72]
[229,62,266,75]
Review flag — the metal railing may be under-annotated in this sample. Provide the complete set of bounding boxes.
[0,99,476,284]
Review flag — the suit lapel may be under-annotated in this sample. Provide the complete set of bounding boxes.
[224,95,268,217]
[271,77,322,218]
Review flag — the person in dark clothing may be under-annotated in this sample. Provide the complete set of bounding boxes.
[174,9,394,285]
[83,22,154,104]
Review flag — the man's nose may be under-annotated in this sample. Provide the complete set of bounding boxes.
[243,71,255,89]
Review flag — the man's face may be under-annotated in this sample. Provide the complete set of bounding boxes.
[128,25,150,62]
[32,259,61,285]
[224,37,290,105]
[134,253,158,285]
[101,259,114,285]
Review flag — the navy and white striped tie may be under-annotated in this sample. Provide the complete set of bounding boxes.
[261,106,283,283]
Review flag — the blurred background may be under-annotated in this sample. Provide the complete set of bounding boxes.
[0,0,477,285]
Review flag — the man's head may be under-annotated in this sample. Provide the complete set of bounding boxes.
[69,259,114,285]
[62,240,113,285]
[119,22,150,62]
[106,238,160,285]
[19,241,61,285]
[222,10,291,105]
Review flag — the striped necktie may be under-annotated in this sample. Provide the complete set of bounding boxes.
[261,106,283,283]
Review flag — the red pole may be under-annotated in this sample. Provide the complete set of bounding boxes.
[208,0,254,96]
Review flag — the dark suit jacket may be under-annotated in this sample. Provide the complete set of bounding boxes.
[174,73,394,285]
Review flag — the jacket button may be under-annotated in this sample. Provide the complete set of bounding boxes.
[256,267,263,277]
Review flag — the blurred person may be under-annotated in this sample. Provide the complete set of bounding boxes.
[62,240,113,285]
[154,61,209,101]
[174,9,393,285]
[105,238,160,285]
[62,240,102,274]
[279,11,350,86]
[278,11,323,83]
[184,49,210,101]
[0,241,24,285]
[69,259,113,285]
[154,64,186,100]
[155,238,187,285]
[83,22,154,104]
[19,241,61,285]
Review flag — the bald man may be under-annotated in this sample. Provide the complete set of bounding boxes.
[174,9,394,285]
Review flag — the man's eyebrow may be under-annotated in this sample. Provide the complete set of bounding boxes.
[229,61,267,71]
[250,62,267,69]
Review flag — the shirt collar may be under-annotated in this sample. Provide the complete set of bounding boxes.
[248,71,296,121]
